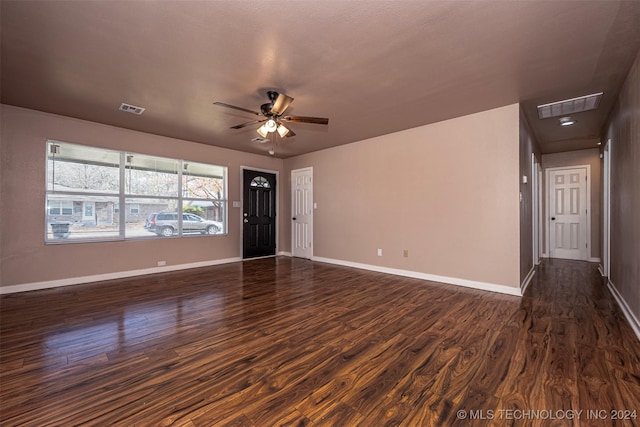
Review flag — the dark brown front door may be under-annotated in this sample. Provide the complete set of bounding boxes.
[243,169,276,259]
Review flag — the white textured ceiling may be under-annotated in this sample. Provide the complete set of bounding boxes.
[2,1,639,157]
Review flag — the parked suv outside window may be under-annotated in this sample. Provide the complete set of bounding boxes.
[144,212,221,237]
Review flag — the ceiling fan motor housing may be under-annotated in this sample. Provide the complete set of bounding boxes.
[260,91,282,116]
[266,90,279,102]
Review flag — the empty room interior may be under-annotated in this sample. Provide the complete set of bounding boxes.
[1,1,639,425]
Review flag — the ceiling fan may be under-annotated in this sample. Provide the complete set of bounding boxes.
[214,90,329,139]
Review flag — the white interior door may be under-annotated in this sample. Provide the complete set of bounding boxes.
[548,167,588,260]
[292,168,313,259]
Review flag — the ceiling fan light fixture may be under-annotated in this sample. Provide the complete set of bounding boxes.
[265,119,277,132]
[257,124,269,138]
[276,123,289,137]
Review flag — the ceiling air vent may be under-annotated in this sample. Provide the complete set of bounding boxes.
[119,103,146,115]
[537,92,602,119]
[251,137,270,144]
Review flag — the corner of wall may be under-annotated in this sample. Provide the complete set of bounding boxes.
[519,104,542,286]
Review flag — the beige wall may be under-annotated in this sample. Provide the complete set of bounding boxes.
[1,103,525,291]
[603,50,640,323]
[0,105,285,287]
[283,104,522,288]
[541,149,601,260]
[519,108,542,283]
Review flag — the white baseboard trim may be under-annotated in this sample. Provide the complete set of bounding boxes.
[606,278,640,342]
[521,267,536,294]
[541,253,549,258]
[278,251,293,257]
[312,256,522,296]
[0,257,242,295]
[597,264,604,276]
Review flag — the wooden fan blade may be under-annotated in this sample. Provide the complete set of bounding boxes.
[282,115,329,125]
[213,102,260,116]
[231,119,266,129]
[271,93,294,115]
[284,128,296,138]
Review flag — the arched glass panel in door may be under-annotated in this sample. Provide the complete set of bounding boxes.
[250,176,271,188]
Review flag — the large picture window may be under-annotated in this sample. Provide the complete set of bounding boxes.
[45,140,227,243]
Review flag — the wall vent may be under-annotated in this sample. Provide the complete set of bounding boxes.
[119,103,146,115]
[537,92,602,119]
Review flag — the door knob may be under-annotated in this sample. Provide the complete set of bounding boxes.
[551,217,556,220]
[292,217,297,220]
[243,219,248,223]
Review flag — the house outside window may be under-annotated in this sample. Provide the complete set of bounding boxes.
[45,140,227,243]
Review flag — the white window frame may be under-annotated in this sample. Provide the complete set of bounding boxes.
[45,140,228,244]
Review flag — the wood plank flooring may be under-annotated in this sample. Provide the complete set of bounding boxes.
[1,257,639,426]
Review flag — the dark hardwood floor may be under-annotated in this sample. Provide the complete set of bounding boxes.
[1,257,639,426]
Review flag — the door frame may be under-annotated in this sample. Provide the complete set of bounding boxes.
[602,139,611,276]
[537,165,543,262]
[531,154,542,265]
[545,165,591,261]
[291,167,314,259]
[240,166,279,260]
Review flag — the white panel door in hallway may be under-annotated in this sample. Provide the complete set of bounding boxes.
[292,168,313,259]
[548,167,588,261]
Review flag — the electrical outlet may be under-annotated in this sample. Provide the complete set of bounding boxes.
[377,248,383,256]
[403,250,409,258]
[157,260,166,267]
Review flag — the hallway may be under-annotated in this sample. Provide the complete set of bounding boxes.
[500,259,640,425]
